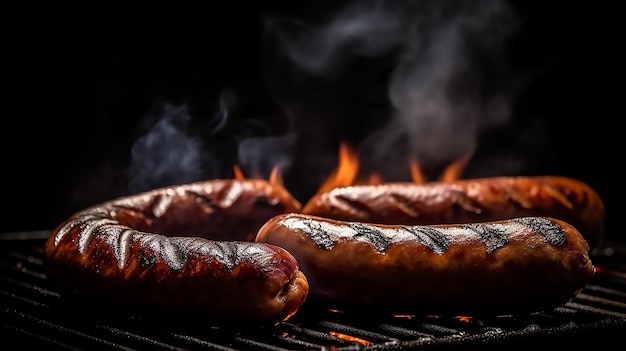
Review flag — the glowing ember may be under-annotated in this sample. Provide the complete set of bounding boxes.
[329,331,371,346]
[393,314,416,319]
[455,316,473,322]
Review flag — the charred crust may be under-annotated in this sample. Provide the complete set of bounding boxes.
[138,246,157,269]
[403,226,450,254]
[187,191,219,211]
[348,223,391,253]
[212,241,240,270]
[388,193,419,218]
[333,194,372,218]
[449,189,483,215]
[301,219,335,250]
[463,223,508,253]
[514,217,566,246]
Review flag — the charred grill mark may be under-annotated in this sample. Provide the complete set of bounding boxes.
[515,217,566,246]
[389,193,419,218]
[211,241,241,270]
[463,223,508,253]
[253,195,285,209]
[157,238,187,270]
[238,243,277,271]
[505,186,534,209]
[78,218,118,254]
[150,191,174,218]
[348,223,391,253]
[301,219,335,250]
[187,191,219,212]
[133,235,187,271]
[403,226,450,254]
[449,189,483,215]
[54,214,101,246]
[333,194,372,219]
[110,204,153,222]
[116,229,133,268]
[541,184,574,209]
[218,181,244,207]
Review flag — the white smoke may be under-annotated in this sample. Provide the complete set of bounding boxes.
[264,0,520,182]
[128,102,207,192]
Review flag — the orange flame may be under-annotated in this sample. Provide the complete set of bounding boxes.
[234,164,283,187]
[438,153,471,183]
[233,164,246,180]
[366,173,383,185]
[269,165,284,188]
[410,158,426,184]
[316,142,360,193]
[315,142,473,191]
[328,331,371,347]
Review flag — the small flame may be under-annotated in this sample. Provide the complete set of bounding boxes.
[315,143,473,191]
[316,142,359,194]
[366,173,383,185]
[438,153,471,183]
[233,164,246,180]
[329,331,371,346]
[269,165,284,188]
[410,158,426,184]
[455,316,473,323]
[234,163,284,187]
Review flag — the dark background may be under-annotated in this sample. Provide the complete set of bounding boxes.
[3,1,621,243]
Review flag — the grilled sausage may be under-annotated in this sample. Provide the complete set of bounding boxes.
[43,179,309,323]
[256,213,595,316]
[301,176,605,247]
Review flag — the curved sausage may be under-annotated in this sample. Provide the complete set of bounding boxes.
[301,176,605,247]
[43,179,309,323]
[256,213,595,317]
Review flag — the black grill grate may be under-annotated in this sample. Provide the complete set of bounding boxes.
[2,231,625,350]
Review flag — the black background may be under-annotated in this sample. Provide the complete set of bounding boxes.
[3,1,622,243]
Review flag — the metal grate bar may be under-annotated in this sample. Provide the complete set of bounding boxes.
[2,322,83,351]
[573,293,626,313]
[167,332,245,351]
[560,302,626,319]
[94,326,193,351]
[376,323,437,339]
[314,320,401,343]
[2,307,139,351]
[279,322,356,347]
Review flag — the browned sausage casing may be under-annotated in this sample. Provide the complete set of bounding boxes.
[44,179,309,323]
[256,213,595,316]
[301,176,605,247]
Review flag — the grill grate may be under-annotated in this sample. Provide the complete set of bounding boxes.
[2,231,625,350]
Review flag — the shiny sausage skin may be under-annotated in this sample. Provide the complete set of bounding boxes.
[256,213,595,317]
[43,179,309,323]
[301,176,605,247]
